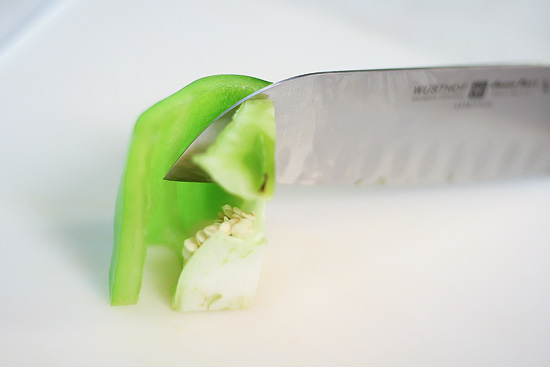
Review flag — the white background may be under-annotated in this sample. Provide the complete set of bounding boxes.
[1,0,549,366]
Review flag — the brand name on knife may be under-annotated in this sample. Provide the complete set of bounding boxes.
[413,83,468,95]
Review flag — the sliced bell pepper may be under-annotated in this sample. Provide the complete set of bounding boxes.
[172,98,275,311]
[110,75,271,306]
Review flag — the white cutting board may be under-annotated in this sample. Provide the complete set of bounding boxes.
[1,0,549,366]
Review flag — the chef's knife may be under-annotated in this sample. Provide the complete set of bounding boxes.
[165,65,550,185]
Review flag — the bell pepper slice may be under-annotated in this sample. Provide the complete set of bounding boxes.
[110,75,270,305]
[172,99,275,311]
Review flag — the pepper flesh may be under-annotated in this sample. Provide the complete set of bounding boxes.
[110,75,270,305]
[172,99,275,311]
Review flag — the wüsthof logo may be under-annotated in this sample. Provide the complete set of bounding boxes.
[468,81,488,99]
[413,83,468,95]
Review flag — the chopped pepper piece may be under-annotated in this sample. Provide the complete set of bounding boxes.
[173,99,275,311]
[110,75,271,306]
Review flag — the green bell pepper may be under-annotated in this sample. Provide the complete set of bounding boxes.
[110,75,271,306]
[173,98,275,311]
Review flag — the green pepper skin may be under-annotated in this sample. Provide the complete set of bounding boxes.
[110,75,270,306]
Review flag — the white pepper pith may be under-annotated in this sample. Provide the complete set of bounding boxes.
[183,204,256,253]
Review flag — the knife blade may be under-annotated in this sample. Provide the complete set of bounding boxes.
[164,65,550,185]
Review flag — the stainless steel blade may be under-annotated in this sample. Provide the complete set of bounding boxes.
[165,65,550,185]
